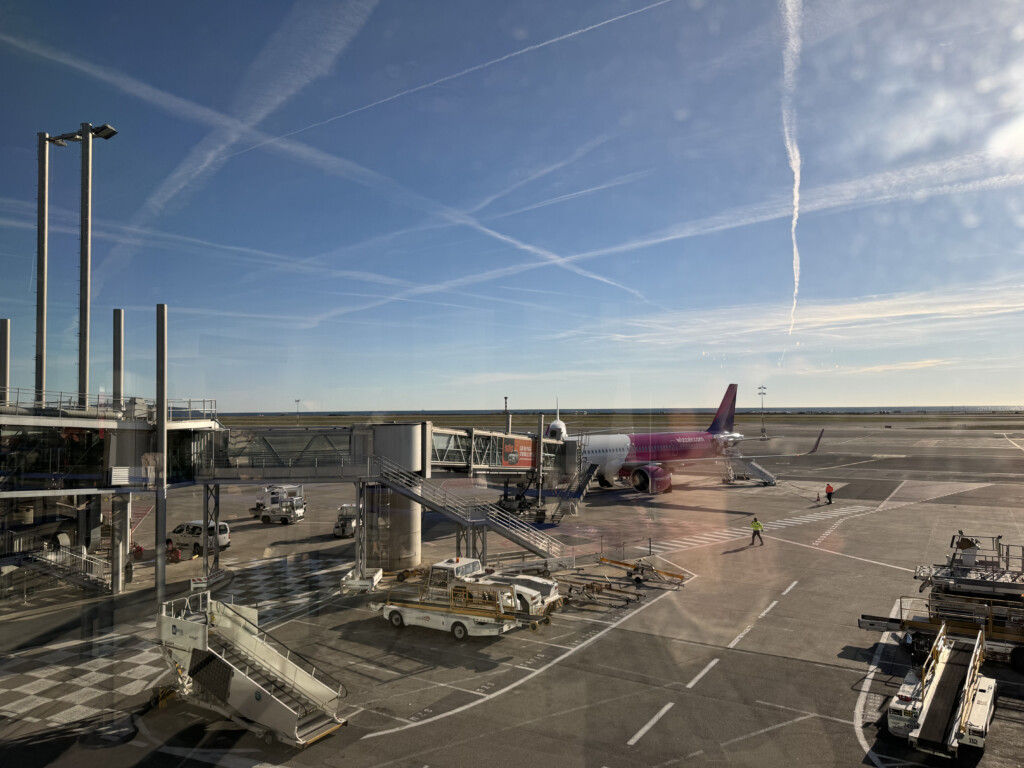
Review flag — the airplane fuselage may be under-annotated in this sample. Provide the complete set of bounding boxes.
[579,431,726,483]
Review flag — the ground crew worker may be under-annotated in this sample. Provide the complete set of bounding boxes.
[750,516,764,546]
[825,483,834,504]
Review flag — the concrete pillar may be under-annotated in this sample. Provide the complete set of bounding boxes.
[112,309,123,411]
[155,304,167,606]
[35,133,48,404]
[110,493,130,594]
[0,318,8,405]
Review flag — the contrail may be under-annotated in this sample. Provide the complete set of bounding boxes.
[781,0,803,334]
[223,0,678,159]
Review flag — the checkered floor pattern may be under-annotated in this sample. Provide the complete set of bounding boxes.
[0,625,165,738]
[214,555,353,626]
[0,555,353,737]
[637,504,875,554]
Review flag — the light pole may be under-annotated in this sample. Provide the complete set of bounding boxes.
[758,385,767,439]
[36,123,118,408]
[295,399,300,424]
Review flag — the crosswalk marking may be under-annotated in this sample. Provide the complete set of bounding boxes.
[635,504,880,555]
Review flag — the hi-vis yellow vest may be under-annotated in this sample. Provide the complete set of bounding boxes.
[751,520,763,531]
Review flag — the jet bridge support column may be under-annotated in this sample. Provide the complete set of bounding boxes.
[364,423,426,571]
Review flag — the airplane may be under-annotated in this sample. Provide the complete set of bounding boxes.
[544,384,822,494]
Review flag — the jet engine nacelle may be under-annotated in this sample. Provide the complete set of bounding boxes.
[630,465,673,494]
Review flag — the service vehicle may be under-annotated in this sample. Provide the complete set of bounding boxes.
[371,581,547,640]
[251,485,306,524]
[333,504,358,538]
[884,624,996,759]
[426,557,559,615]
[862,531,1024,671]
[171,520,230,557]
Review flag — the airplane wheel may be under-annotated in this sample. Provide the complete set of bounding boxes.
[451,622,468,641]
[389,611,404,628]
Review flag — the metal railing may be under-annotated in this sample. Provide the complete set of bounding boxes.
[162,592,347,713]
[29,544,111,587]
[371,455,563,558]
[0,387,216,422]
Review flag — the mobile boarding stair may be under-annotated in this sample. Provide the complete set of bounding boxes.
[549,463,600,523]
[722,455,776,486]
[370,455,564,559]
[157,591,346,747]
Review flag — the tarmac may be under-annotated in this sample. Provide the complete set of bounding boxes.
[2,418,1024,767]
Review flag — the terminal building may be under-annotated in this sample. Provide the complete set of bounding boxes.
[0,306,578,605]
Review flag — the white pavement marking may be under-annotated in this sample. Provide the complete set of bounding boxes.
[879,480,907,507]
[627,702,675,745]
[782,580,798,595]
[364,589,675,738]
[719,714,815,747]
[854,599,901,768]
[1000,432,1024,452]
[767,536,913,572]
[758,600,778,619]
[728,625,753,649]
[685,658,719,689]
[756,699,854,725]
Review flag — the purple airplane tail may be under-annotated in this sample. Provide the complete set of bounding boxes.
[706,384,737,434]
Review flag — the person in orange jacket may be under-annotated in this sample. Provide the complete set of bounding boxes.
[825,483,834,504]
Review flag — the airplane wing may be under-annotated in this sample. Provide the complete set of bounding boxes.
[728,428,824,460]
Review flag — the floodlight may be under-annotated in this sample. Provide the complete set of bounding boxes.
[91,124,117,140]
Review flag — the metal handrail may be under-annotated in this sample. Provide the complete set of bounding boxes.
[161,592,346,714]
[0,386,216,421]
[30,544,111,586]
[371,456,563,557]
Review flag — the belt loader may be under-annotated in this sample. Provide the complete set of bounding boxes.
[882,623,996,759]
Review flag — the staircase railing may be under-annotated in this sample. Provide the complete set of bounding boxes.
[29,545,111,587]
[370,456,563,558]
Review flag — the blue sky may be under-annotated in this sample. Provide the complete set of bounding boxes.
[2,0,1023,412]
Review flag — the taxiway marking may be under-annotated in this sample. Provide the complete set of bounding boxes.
[685,658,719,689]
[627,702,675,745]
[782,580,798,595]
[365,589,675,738]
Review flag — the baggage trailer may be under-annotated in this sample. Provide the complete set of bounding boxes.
[882,624,996,759]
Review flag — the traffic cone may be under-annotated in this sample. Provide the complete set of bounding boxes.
[816,492,821,503]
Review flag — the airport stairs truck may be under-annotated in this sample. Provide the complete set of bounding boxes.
[883,624,996,759]
[157,591,346,747]
[369,455,564,559]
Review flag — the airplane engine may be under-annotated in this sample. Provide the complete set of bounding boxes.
[630,465,672,493]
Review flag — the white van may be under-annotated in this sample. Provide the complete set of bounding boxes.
[171,520,231,556]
